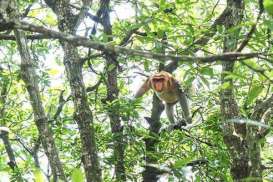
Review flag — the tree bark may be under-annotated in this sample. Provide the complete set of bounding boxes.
[6,1,66,181]
[44,1,102,181]
[142,95,164,182]
[62,44,101,182]
[98,0,126,181]
[0,78,23,181]
[220,0,263,181]
[0,130,24,181]
[0,20,260,64]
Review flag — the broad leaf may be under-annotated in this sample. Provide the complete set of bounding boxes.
[71,168,84,182]
[246,85,263,105]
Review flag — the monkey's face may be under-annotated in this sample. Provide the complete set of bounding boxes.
[151,76,167,92]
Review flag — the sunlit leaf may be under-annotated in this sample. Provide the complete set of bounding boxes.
[34,169,45,182]
[44,14,57,26]
[220,82,231,90]
[28,9,41,18]
[48,69,60,76]
[264,0,273,16]
[71,168,84,182]
[246,85,263,105]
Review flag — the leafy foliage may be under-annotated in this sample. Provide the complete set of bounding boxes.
[0,0,272,181]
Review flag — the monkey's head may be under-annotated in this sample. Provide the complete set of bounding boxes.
[150,71,172,93]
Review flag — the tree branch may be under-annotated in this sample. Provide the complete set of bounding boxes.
[257,109,273,139]
[51,90,71,121]
[72,0,93,34]
[236,0,264,52]
[69,4,101,24]
[0,33,53,40]
[0,129,17,170]
[240,61,273,83]
[251,94,273,120]
[7,21,264,63]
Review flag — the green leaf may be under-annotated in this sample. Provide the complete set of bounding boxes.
[47,68,59,76]
[107,64,116,72]
[247,85,263,105]
[173,157,193,169]
[224,72,245,80]
[264,0,273,16]
[44,11,57,26]
[199,75,210,87]
[184,74,195,87]
[71,168,84,182]
[34,169,45,182]
[220,82,231,90]
[264,20,273,31]
[144,60,149,71]
[200,67,214,77]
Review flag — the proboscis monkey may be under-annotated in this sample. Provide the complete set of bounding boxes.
[135,71,191,124]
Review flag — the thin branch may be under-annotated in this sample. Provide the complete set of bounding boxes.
[258,109,273,138]
[80,53,103,64]
[0,130,17,169]
[134,71,149,78]
[52,90,71,121]
[251,94,273,120]
[15,135,33,154]
[72,0,92,34]
[22,4,33,18]
[185,7,229,51]
[240,61,273,83]
[119,27,139,46]
[236,0,264,52]
[69,4,101,24]
[160,125,215,147]
[119,18,153,46]
[210,0,220,17]
[86,78,102,92]
[32,136,41,168]
[13,134,41,168]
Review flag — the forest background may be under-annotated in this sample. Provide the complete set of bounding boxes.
[0,0,273,181]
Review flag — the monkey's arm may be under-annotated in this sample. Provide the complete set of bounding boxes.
[175,82,192,124]
[134,79,151,98]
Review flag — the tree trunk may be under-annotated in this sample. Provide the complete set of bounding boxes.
[98,0,126,181]
[6,1,67,180]
[44,1,102,181]
[143,95,164,182]
[62,43,102,182]
[220,0,263,181]
[15,26,67,182]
